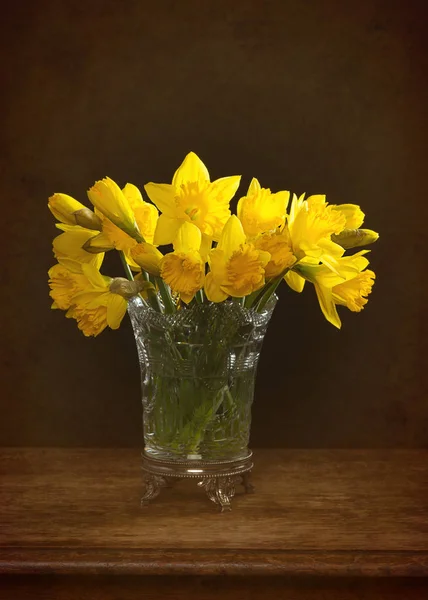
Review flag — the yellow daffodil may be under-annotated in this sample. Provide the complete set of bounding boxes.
[329,203,379,250]
[48,193,102,230]
[87,177,143,239]
[48,263,88,310]
[204,215,270,302]
[84,182,159,269]
[53,225,104,273]
[296,252,375,328]
[90,183,158,248]
[253,227,296,279]
[145,152,241,245]
[159,222,205,303]
[237,178,289,237]
[287,193,346,272]
[66,264,129,336]
[131,242,164,276]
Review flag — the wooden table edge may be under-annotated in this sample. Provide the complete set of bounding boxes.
[1,549,428,577]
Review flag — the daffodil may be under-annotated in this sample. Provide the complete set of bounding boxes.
[253,227,296,279]
[287,193,346,272]
[237,178,289,237]
[145,152,241,245]
[90,183,158,248]
[65,264,129,336]
[204,215,270,302]
[87,177,143,239]
[159,222,205,303]
[53,225,104,273]
[296,252,376,328]
[329,203,379,250]
[84,182,159,268]
[48,263,88,310]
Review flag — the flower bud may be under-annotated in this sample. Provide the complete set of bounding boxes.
[48,193,85,225]
[73,208,102,231]
[332,228,379,250]
[109,277,154,299]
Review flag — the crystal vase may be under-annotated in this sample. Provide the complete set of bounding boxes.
[128,295,276,511]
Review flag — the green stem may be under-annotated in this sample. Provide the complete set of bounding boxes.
[119,251,134,281]
[187,386,227,454]
[245,286,268,309]
[195,289,204,304]
[256,267,292,312]
[156,277,175,314]
[138,271,163,312]
[255,280,281,312]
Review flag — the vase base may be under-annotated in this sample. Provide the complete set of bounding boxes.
[141,451,254,511]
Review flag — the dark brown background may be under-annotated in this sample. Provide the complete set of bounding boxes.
[1,0,427,448]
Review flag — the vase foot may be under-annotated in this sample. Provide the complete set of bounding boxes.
[141,473,168,506]
[141,452,253,510]
[198,476,238,512]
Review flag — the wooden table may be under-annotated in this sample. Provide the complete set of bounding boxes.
[1,449,427,598]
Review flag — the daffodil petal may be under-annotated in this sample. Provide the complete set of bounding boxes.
[247,177,261,196]
[204,272,228,302]
[124,251,142,271]
[143,183,176,217]
[199,233,212,262]
[54,257,84,273]
[54,223,87,233]
[172,151,210,186]
[207,248,227,282]
[154,214,182,245]
[122,182,143,203]
[217,215,245,258]
[314,283,341,329]
[71,292,107,307]
[332,203,365,229]
[210,175,241,202]
[53,227,105,272]
[81,264,109,289]
[307,194,326,204]
[84,231,115,252]
[130,243,163,276]
[284,270,306,293]
[180,291,196,304]
[106,294,128,329]
[173,222,202,253]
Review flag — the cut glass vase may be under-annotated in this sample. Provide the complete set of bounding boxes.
[128,295,276,511]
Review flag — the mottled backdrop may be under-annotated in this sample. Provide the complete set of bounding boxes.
[1,0,427,447]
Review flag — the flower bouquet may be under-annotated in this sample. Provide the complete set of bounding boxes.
[48,152,378,510]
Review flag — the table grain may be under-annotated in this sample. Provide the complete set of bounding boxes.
[1,449,427,597]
